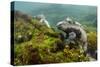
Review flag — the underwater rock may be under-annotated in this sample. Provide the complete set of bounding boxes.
[56,17,87,53]
[14,11,32,22]
[34,14,50,28]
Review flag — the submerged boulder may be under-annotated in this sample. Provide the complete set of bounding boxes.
[56,17,87,53]
[34,14,51,28]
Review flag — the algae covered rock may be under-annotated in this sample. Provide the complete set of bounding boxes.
[14,11,63,65]
[13,11,97,65]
